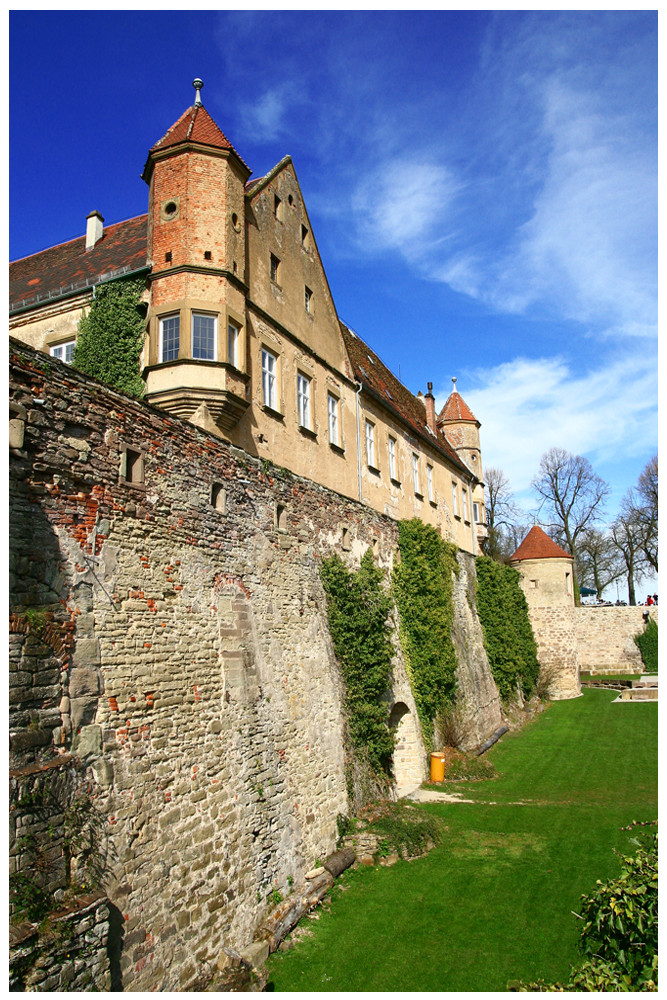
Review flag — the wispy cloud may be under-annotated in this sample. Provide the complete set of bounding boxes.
[440,352,658,498]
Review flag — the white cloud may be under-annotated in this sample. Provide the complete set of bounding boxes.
[437,352,658,499]
[239,86,297,142]
[351,159,460,259]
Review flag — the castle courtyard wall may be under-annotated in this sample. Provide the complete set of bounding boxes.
[574,606,658,674]
[8,340,503,990]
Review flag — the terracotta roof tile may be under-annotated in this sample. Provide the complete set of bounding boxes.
[438,390,479,424]
[510,526,572,562]
[339,323,472,476]
[148,105,250,172]
[9,215,149,312]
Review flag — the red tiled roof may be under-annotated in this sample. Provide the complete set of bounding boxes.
[438,390,479,424]
[9,215,149,313]
[339,323,473,476]
[510,526,572,562]
[147,105,250,173]
[10,215,149,312]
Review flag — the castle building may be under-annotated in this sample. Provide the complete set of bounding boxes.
[9,80,486,554]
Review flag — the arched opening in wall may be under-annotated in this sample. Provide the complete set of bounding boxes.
[389,701,422,792]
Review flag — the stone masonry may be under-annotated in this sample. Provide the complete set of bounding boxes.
[9,340,505,990]
[575,606,658,674]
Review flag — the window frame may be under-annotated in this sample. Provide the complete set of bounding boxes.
[297,372,312,430]
[462,488,469,522]
[227,320,240,368]
[388,436,398,482]
[412,453,421,496]
[191,312,217,362]
[270,253,281,285]
[328,392,340,447]
[426,464,434,503]
[261,347,278,411]
[452,481,460,518]
[49,340,76,364]
[365,419,376,469]
[159,313,180,363]
[305,286,312,314]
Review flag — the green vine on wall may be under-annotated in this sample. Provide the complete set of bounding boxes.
[74,276,147,398]
[320,551,395,775]
[634,619,658,673]
[475,556,540,702]
[392,519,459,749]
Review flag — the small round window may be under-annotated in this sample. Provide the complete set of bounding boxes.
[231,212,241,232]
[161,198,180,221]
[165,201,177,217]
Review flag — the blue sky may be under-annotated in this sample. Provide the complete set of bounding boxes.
[9,11,658,571]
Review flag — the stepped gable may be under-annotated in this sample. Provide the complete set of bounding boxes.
[340,323,471,475]
[146,104,250,172]
[510,525,572,562]
[438,389,479,424]
[9,215,149,312]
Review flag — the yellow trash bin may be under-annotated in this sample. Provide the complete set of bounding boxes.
[430,751,446,783]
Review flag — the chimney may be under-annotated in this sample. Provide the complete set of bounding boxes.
[424,381,437,432]
[86,211,104,251]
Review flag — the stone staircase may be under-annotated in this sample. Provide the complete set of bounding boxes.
[615,674,658,703]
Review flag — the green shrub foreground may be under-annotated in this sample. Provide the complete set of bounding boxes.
[267,690,657,992]
[514,830,658,991]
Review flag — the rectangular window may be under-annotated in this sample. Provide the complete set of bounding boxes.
[462,489,469,522]
[412,454,421,495]
[328,393,339,446]
[427,464,434,502]
[305,286,312,314]
[274,194,282,220]
[228,321,239,368]
[301,224,308,246]
[388,436,397,481]
[191,313,216,361]
[365,420,376,468]
[160,315,180,362]
[452,481,459,517]
[50,340,75,364]
[473,502,480,523]
[297,373,311,429]
[262,348,277,410]
[270,254,280,284]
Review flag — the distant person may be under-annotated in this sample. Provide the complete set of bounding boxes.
[646,595,654,606]
[653,594,658,605]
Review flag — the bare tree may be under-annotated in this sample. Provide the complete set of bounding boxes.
[531,448,610,603]
[630,455,658,572]
[483,467,521,562]
[577,527,624,600]
[610,501,646,606]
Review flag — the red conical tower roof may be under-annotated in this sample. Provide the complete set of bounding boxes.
[142,99,250,181]
[438,378,479,425]
[510,526,572,562]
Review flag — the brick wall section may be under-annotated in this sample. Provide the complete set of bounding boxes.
[575,606,658,674]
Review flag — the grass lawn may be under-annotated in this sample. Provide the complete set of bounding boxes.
[267,689,657,992]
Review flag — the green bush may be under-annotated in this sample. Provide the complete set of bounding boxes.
[320,551,395,774]
[393,520,458,748]
[74,276,146,397]
[513,831,658,991]
[634,619,658,673]
[475,557,540,701]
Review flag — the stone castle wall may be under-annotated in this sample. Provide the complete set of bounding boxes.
[575,606,658,674]
[524,607,581,700]
[9,341,502,990]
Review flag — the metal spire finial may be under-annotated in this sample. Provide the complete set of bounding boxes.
[193,78,204,106]
[451,376,458,392]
